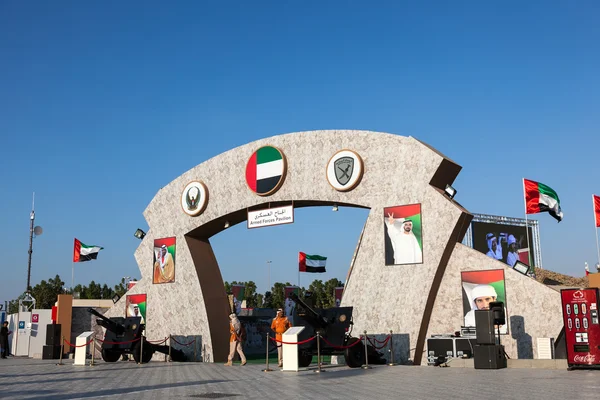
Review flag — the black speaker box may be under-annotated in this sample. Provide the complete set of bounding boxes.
[474,344,507,369]
[46,324,61,346]
[475,310,495,345]
[489,301,505,325]
[42,345,62,360]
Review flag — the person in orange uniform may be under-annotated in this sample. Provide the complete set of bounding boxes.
[225,313,246,366]
[271,308,292,367]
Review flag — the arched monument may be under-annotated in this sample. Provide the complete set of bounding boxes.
[105,130,563,364]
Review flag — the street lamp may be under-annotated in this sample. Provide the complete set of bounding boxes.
[266,260,272,291]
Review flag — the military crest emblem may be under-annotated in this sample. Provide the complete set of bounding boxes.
[326,150,364,192]
[181,181,209,216]
[334,157,354,186]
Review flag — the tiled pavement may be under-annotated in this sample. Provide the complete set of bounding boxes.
[1,357,599,400]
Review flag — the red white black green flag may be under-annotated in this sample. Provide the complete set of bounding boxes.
[73,238,104,262]
[524,179,563,222]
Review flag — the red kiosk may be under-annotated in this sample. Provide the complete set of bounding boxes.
[560,288,600,370]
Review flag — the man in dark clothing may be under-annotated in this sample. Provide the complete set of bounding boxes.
[0,321,12,358]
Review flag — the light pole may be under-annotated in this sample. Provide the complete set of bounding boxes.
[266,261,272,292]
[26,192,42,293]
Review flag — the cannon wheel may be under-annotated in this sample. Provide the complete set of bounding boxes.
[101,348,122,363]
[133,340,154,363]
[344,338,365,368]
[298,351,312,368]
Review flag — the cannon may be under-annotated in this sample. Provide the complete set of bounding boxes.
[288,293,387,368]
[88,308,186,363]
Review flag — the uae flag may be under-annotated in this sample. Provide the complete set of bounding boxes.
[73,238,104,262]
[245,146,286,195]
[524,179,563,222]
[299,252,326,273]
[594,195,600,228]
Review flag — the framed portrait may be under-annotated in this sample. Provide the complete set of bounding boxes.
[461,269,509,334]
[384,203,423,265]
[153,237,176,284]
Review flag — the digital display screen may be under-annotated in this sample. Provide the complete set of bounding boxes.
[471,221,535,268]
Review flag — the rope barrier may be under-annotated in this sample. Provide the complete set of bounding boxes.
[63,338,95,348]
[320,336,364,350]
[367,336,391,350]
[147,337,169,345]
[269,336,316,345]
[170,337,196,347]
[369,335,391,345]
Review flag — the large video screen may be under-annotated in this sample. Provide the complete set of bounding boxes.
[471,221,535,268]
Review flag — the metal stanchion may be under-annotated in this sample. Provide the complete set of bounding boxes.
[315,332,325,373]
[361,331,372,370]
[194,337,197,362]
[388,330,397,366]
[90,338,96,367]
[56,336,65,365]
[168,334,172,362]
[138,335,144,365]
[262,333,273,372]
[203,344,206,362]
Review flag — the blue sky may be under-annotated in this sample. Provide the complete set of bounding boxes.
[1,1,599,302]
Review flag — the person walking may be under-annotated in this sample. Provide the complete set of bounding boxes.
[224,313,246,366]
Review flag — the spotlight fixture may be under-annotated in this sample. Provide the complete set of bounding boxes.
[444,184,457,200]
[134,229,146,240]
[112,293,121,304]
[224,221,230,229]
[332,204,339,212]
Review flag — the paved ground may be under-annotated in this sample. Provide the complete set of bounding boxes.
[1,357,600,400]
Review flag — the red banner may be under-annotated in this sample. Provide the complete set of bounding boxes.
[594,195,600,228]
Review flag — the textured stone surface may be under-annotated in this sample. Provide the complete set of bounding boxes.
[426,243,563,364]
[103,130,562,366]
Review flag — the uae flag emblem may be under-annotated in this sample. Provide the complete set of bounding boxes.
[524,178,563,222]
[73,238,104,262]
[245,146,287,196]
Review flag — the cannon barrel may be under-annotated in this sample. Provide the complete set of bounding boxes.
[289,292,328,330]
[87,308,125,335]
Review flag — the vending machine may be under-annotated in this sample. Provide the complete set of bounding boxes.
[560,288,600,370]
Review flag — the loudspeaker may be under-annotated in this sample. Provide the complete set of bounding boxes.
[46,324,61,346]
[489,301,505,325]
[474,344,507,369]
[42,345,62,360]
[475,310,495,345]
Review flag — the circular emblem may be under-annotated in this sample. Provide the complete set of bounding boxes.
[181,181,209,216]
[326,150,364,191]
[245,145,287,196]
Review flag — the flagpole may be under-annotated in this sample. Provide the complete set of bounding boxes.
[594,195,600,267]
[523,178,533,267]
[72,260,74,291]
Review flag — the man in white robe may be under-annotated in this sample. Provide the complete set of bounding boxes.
[506,235,519,267]
[485,233,503,260]
[464,284,507,334]
[385,214,423,264]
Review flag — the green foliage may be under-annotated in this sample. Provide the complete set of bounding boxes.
[223,281,260,308]
[6,275,134,313]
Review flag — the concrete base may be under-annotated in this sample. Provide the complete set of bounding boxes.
[443,358,568,369]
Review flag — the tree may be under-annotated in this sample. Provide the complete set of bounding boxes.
[323,278,344,308]
[114,278,128,298]
[307,279,326,308]
[263,291,273,309]
[30,275,66,309]
[270,282,292,310]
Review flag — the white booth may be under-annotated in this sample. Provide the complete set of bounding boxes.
[282,326,306,372]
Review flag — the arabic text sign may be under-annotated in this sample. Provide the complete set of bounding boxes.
[247,205,294,229]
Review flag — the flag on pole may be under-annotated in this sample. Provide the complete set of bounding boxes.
[299,252,326,273]
[594,195,600,228]
[73,238,104,262]
[524,179,563,222]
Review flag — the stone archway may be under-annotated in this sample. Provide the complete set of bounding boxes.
[106,130,562,364]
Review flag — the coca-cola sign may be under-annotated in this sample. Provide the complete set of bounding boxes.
[573,354,596,364]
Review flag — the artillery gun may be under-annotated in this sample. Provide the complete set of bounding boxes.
[88,308,186,363]
[288,293,386,368]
